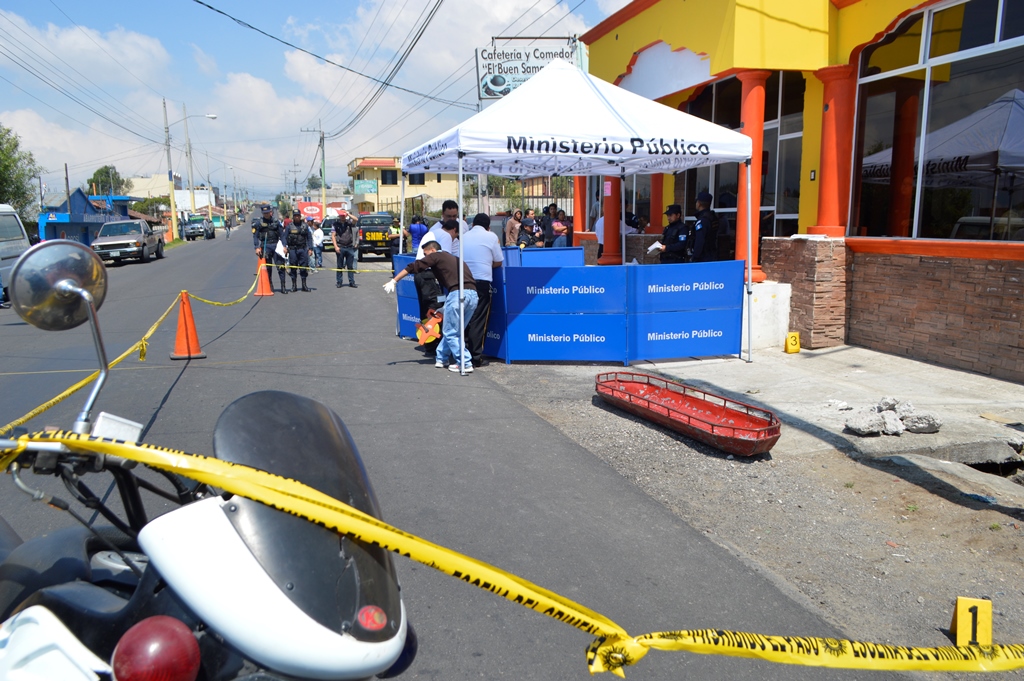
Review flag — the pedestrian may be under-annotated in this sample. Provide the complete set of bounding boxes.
[658,204,689,264]
[551,215,568,247]
[690,191,719,263]
[310,218,324,270]
[284,210,314,292]
[332,211,359,288]
[505,209,522,247]
[540,203,558,247]
[407,215,429,253]
[252,204,288,293]
[389,218,402,260]
[462,213,504,367]
[413,200,462,321]
[383,234,479,374]
[225,216,232,240]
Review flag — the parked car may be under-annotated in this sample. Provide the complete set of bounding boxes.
[357,214,394,261]
[183,217,207,241]
[320,217,339,252]
[0,204,31,302]
[91,219,165,264]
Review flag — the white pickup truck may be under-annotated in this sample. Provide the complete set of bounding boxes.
[90,219,166,264]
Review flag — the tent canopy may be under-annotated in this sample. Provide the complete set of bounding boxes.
[862,89,1024,187]
[401,59,751,178]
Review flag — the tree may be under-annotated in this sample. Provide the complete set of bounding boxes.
[0,123,43,223]
[86,165,133,195]
[306,173,322,191]
[132,196,170,217]
[275,192,292,217]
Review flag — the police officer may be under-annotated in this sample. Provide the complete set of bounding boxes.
[690,191,718,263]
[658,204,689,264]
[284,210,314,292]
[252,204,288,293]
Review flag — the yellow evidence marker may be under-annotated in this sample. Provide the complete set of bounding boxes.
[950,597,993,647]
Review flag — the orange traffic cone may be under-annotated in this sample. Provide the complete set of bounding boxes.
[169,291,207,360]
[255,257,273,297]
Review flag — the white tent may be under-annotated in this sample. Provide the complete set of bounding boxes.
[399,59,755,368]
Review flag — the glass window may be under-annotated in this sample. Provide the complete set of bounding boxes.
[714,78,742,129]
[852,70,926,236]
[0,214,25,242]
[919,45,1024,239]
[761,127,778,208]
[1002,0,1024,39]
[689,85,714,122]
[381,170,398,185]
[764,71,780,123]
[860,14,924,77]
[776,218,800,237]
[778,137,802,215]
[436,173,442,183]
[715,162,739,209]
[409,173,425,185]
[929,0,997,59]
[780,72,805,134]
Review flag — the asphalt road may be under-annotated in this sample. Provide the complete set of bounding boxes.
[0,233,905,680]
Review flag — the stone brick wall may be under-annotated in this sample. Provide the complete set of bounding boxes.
[846,253,1024,382]
[760,237,847,349]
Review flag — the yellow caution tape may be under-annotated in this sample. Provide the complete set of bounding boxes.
[189,274,260,307]
[3,432,1024,676]
[259,262,389,274]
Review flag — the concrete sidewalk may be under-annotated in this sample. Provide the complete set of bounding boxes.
[637,344,1024,503]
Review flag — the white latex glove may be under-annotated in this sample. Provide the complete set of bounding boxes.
[383,280,396,294]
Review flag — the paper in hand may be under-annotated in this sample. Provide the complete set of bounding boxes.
[647,240,663,253]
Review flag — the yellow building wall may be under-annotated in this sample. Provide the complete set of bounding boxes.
[798,73,823,231]
[832,0,931,65]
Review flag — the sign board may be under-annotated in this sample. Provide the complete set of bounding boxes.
[627,261,744,313]
[505,266,626,315]
[506,313,627,362]
[476,38,578,100]
[354,179,378,194]
[296,201,323,220]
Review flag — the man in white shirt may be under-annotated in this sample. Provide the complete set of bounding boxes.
[462,213,504,367]
[310,218,324,271]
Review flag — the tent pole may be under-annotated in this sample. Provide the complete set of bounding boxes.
[745,159,753,363]
[399,172,406,254]
[458,153,466,375]
[620,169,626,264]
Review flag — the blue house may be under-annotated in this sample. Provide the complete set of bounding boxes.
[37,190,148,245]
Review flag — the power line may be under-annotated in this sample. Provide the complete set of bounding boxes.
[190,0,475,110]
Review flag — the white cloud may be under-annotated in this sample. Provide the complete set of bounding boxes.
[596,0,632,16]
[191,44,219,77]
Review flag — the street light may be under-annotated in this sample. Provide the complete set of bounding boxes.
[162,98,216,241]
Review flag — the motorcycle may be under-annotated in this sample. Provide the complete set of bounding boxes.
[0,240,417,680]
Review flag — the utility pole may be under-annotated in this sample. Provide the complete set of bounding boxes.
[183,103,196,214]
[162,99,179,240]
[301,122,326,221]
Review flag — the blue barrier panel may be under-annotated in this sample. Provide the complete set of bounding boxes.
[519,247,585,268]
[483,277,508,360]
[627,260,745,313]
[505,266,626,315]
[506,313,627,362]
[627,308,742,361]
[502,246,522,268]
[392,255,418,298]
[397,295,420,339]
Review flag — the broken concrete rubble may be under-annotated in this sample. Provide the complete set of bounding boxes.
[844,396,943,436]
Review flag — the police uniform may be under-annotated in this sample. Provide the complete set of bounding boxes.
[284,213,313,292]
[252,207,287,292]
[660,205,690,264]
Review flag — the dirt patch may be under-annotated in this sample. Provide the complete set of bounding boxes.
[486,362,1024,681]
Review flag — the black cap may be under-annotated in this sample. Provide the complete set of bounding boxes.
[664,204,682,215]
[292,210,301,217]
[697,191,713,204]
[260,204,272,212]
[521,217,536,227]
[472,213,489,228]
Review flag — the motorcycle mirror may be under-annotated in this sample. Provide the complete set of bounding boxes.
[9,240,107,331]
[10,240,111,434]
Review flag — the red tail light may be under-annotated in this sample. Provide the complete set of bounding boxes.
[112,616,201,681]
[358,229,364,239]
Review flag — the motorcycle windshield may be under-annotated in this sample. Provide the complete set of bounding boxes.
[212,391,401,642]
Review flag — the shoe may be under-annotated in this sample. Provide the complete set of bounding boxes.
[280,287,288,294]
[448,364,473,374]
[473,359,489,368]
[302,283,310,292]
[435,359,445,368]
[349,282,358,288]
[336,282,343,288]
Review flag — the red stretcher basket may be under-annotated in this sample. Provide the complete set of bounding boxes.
[595,371,781,457]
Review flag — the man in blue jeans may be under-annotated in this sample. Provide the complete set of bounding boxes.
[331,213,358,288]
[383,235,479,374]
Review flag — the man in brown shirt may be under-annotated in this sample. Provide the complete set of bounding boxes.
[384,231,479,373]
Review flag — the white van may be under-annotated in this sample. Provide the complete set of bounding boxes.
[0,204,31,302]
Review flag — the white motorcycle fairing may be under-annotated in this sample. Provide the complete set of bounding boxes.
[0,605,111,680]
[139,497,407,680]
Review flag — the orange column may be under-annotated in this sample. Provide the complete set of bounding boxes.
[887,80,921,237]
[811,65,857,237]
[598,176,622,265]
[736,70,771,283]
[649,174,664,231]
[573,176,586,234]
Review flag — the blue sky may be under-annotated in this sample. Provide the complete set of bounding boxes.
[0,0,626,201]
